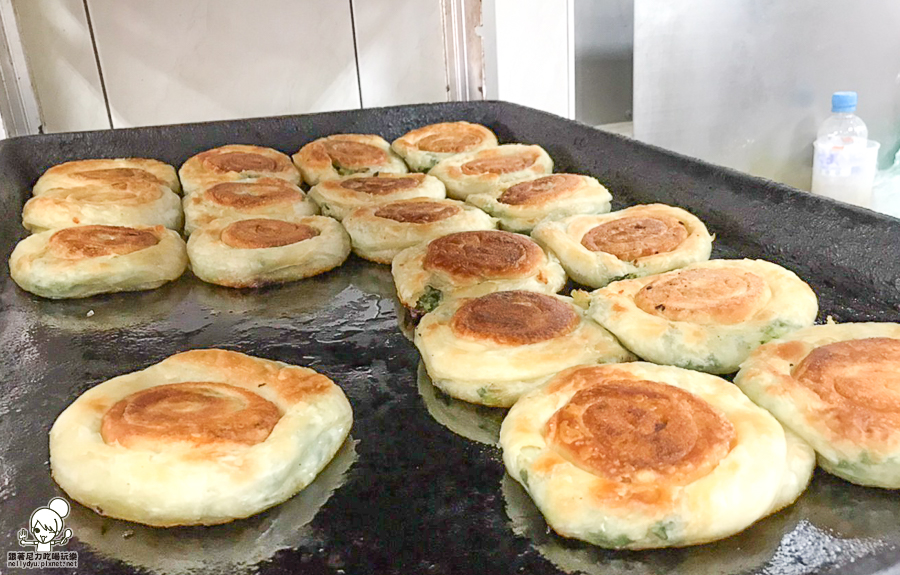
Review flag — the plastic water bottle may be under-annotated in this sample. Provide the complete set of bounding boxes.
[817,91,868,144]
[811,91,880,208]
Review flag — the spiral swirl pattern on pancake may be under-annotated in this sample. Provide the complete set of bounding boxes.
[634,268,768,324]
[320,140,387,168]
[48,225,159,259]
[546,370,735,485]
[57,180,165,205]
[450,291,579,345]
[206,179,302,208]
[100,381,282,449]
[793,338,900,435]
[499,174,582,205]
[201,151,281,173]
[417,124,487,153]
[581,215,689,261]
[74,168,165,187]
[340,175,421,194]
[461,151,539,176]
[423,230,542,279]
[221,218,320,249]
[374,201,461,223]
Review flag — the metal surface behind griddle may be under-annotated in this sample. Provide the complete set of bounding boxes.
[0,102,898,575]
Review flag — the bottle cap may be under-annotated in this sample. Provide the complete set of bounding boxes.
[832,91,857,113]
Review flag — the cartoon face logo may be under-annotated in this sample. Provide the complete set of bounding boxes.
[17,497,74,552]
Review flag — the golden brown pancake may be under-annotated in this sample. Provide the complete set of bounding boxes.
[317,140,387,168]
[54,180,164,205]
[634,268,768,324]
[423,230,543,279]
[416,124,487,153]
[220,219,320,249]
[373,201,461,224]
[581,215,689,261]
[72,168,165,187]
[33,158,181,196]
[101,381,282,450]
[498,174,583,205]
[49,349,353,526]
[546,369,735,486]
[450,291,579,345]
[792,338,900,443]
[392,122,499,172]
[461,151,539,176]
[340,175,423,194]
[501,361,798,548]
[48,225,159,259]
[199,150,287,173]
[205,178,303,208]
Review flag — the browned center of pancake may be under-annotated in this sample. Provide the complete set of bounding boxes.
[792,337,900,439]
[60,180,164,204]
[322,140,387,168]
[220,218,319,249]
[416,123,485,153]
[101,381,281,449]
[634,268,768,324]
[206,179,301,208]
[581,215,689,261]
[450,291,578,345]
[374,201,461,223]
[74,168,164,186]
[546,371,735,484]
[49,225,159,259]
[498,174,582,205]
[203,151,280,173]
[423,230,543,279]
[339,175,420,194]
[460,151,539,175]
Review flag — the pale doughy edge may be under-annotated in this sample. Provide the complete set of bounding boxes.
[22,186,184,233]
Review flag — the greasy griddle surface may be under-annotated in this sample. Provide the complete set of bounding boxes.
[0,102,898,575]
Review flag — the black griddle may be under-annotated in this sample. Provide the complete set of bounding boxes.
[1,101,898,575]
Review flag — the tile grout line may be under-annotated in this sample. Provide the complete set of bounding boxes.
[82,0,113,129]
[348,0,364,109]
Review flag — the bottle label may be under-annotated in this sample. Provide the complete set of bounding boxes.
[814,142,869,177]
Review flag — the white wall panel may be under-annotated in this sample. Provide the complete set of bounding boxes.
[87,0,361,128]
[483,0,573,118]
[12,0,108,132]
[353,0,447,107]
[634,0,900,191]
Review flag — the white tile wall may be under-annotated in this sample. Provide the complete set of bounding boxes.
[11,0,109,132]
[352,0,448,107]
[87,0,361,128]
